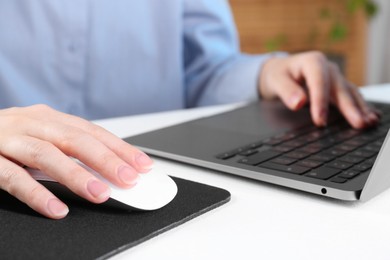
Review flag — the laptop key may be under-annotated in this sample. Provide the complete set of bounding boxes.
[305,166,341,180]
[283,139,307,148]
[296,159,323,169]
[238,150,280,166]
[324,148,347,157]
[216,146,248,159]
[285,151,310,160]
[246,141,263,149]
[372,140,384,148]
[352,163,372,172]
[365,157,377,165]
[270,156,297,165]
[356,133,378,142]
[330,177,348,183]
[216,151,236,160]
[272,145,294,153]
[259,162,310,175]
[299,145,322,154]
[334,129,361,141]
[362,144,381,153]
[306,130,331,141]
[351,149,376,158]
[308,154,335,163]
[326,160,353,170]
[239,149,258,156]
[231,147,250,154]
[310,139,336,149]
[338,170,360,179]
[334,144,358,152]
[338,155,365,164]
[262,137,283,146]
[343,138,367,147]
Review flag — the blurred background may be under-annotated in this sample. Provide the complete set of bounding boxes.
[229,0,390,86]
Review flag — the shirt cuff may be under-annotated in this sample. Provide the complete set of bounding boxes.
[199,51,289,106]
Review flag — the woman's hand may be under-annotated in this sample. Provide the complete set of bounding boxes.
[0,105,153,219]
[259,51,379,129]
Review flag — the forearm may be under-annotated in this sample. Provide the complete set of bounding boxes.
[183,0,286,107]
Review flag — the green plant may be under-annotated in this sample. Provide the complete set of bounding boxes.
[264,0,378,51]
[321,0,378,44]
[264,34,287,52]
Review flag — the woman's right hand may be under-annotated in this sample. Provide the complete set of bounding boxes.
[0,104,154,219]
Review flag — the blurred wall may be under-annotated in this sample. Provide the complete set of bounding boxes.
[366,0,390,85]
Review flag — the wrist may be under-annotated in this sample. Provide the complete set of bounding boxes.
[258,55,288,100]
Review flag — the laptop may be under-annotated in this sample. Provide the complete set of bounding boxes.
[124,100,390,201]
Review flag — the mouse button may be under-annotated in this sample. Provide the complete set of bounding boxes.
[109,170,178,211]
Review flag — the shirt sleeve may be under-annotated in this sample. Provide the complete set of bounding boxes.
[183,0,287,107]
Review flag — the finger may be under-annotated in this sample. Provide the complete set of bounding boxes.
[67,120,154,174]
[23,120,140,188]
[329,71,366,129]
[24,105,153,173]
[299,53,331,127]
[0,155,69,219]
[346,81,380,125]
[0,135,112,203]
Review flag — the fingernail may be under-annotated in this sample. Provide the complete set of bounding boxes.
[363,113,372,125]
[319,108,328,126]
[350,109,360,121]
[87,179,111,200]
[351,110,365,126]
[47,198,69,218]
[364,114,374,126]
[117,166,139,185]
[289,93,302,109]
[368,112,378,123]
[135,153,154,170]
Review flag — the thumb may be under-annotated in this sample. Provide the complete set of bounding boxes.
[259,57,307,111]
[272,75,308,111]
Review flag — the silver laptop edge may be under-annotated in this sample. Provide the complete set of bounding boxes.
[360,129,390,201]
[138,146,361,201]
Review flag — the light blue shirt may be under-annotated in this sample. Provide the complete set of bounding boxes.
[0,0,274,120]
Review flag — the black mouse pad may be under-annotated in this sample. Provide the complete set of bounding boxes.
[0,177,230,260]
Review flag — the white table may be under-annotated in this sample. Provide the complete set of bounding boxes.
[94,84,390,260]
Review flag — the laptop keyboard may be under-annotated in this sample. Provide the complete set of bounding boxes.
[216,104,390,184]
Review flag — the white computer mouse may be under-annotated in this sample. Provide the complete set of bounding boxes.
[27,161,178,211]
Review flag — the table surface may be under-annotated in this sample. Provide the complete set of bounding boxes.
[93,84,390,260]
